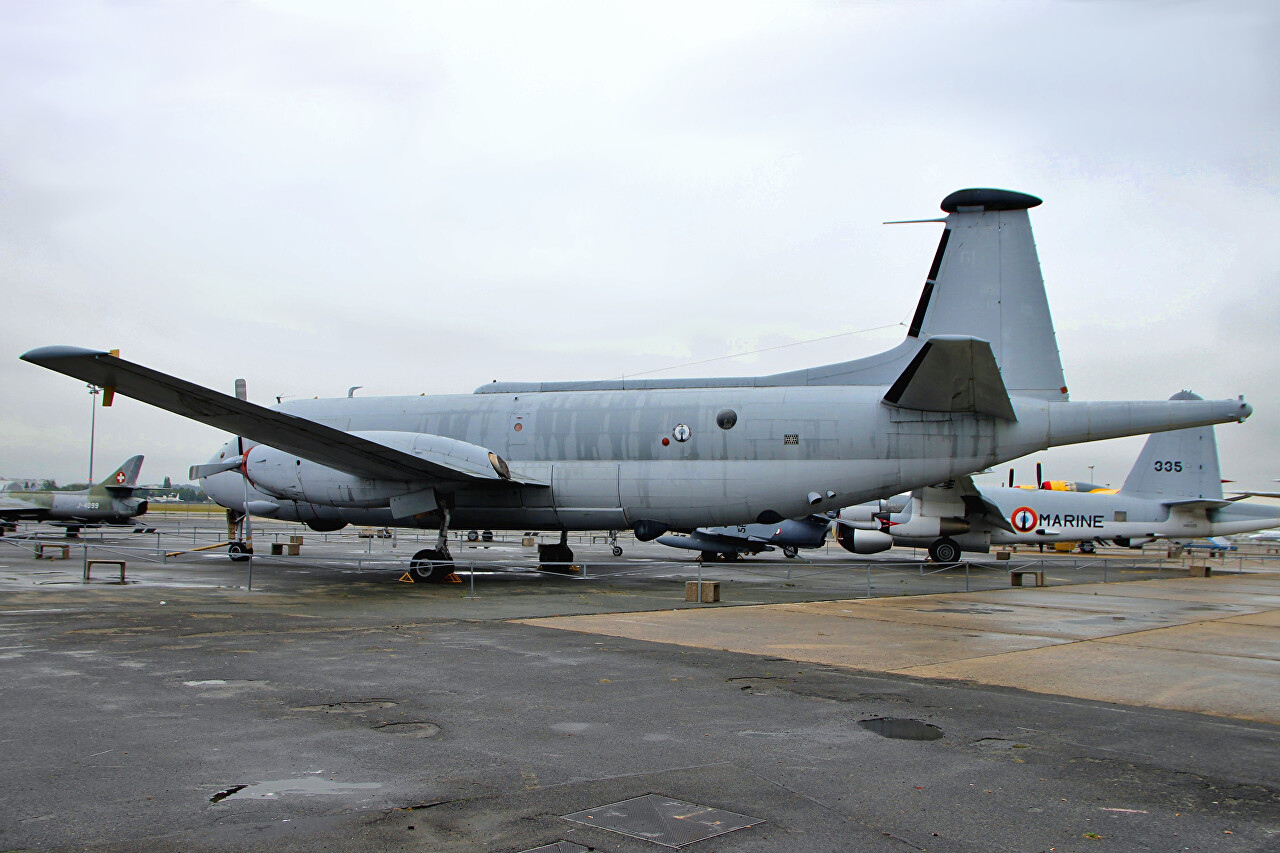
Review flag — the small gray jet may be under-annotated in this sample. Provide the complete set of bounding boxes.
[834,392,1280,561]
[22,189,1253,581]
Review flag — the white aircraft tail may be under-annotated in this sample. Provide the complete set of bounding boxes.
[1119,392,1224,500]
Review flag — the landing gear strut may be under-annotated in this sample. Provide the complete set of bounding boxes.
[538,530,576,572]
[608,529,623,557]
[409,505,457,583]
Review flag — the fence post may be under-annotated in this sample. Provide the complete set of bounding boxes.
[866,564,871,599]
[965,562,970,592]
[82,542,89,583]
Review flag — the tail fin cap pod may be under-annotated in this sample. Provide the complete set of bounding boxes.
[940,188,1043,212]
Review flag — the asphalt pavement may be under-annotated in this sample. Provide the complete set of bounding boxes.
[1,519,1276,852]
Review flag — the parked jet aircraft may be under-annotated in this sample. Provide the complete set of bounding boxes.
[0,456,154,534]
[22,189,1253,581]
[834,393,1277,561]
[656,516,832,561]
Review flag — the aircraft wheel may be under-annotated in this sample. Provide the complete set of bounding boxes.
[612,545,623,557]
[1079,542,1096,554]
[928,538,961,563]
[782,546,798,559]
[465,530,479,542]
[409,548,455,582]
[228,541,252,562]
[699,551,717,563]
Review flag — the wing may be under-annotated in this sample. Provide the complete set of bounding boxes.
[22,346,543,487]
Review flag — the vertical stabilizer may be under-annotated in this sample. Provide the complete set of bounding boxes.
[766,188,1070,396]
[1120,392,1223,499]
[910,189,1067,400]
[94,455,145,491]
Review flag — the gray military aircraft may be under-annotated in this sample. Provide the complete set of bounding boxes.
[656,515,832,561]
[0,456,154,534]
[834,392,1279,560]
[21,189,1253,581]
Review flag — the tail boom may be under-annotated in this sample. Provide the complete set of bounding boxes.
[1042,398,1251,448]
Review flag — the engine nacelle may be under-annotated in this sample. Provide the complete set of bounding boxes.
[242,431,508,508]
[838,503,884,530]
[835,526,894,555]
[884,514,969,539]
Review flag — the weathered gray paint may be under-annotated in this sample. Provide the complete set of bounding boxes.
[21,190,1254,535]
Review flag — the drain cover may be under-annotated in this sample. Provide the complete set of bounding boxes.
[563,793,763,848]
[517,843,590,853]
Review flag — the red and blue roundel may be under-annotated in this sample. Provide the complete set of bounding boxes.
[1010,506,1038,533]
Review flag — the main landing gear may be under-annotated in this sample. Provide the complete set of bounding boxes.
[538,530,576,573]
[927,537,962,563]
[409,506,458,583]
[227,510,252,561]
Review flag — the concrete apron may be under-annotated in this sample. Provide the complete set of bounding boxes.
[519,572,1280,725]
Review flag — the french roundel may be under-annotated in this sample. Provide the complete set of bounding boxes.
[1010,506,1038,533]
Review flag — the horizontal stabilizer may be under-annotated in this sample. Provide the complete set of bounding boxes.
[22,346,541,488]
[1163,498,1233,510]
[883,336,1016,420]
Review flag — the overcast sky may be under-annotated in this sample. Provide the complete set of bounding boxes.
[2,0,1277,492]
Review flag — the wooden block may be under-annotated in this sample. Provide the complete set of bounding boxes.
[686,580,720,602]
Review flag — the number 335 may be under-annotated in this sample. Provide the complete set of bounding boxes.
[1154,460,1183,472]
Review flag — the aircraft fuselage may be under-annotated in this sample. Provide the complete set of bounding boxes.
[201,385,1246,533]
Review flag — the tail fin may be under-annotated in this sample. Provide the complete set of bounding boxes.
[1120,392,1223,499]
[769,188,1070,399]
[907,189,1067,400]
[96,455,144,490]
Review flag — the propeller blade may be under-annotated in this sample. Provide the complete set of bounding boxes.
[189,455,244,480]
[1036,462,1044,489]
[1008,468,1014,488]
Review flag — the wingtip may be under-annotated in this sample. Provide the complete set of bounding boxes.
[20,345,110,364]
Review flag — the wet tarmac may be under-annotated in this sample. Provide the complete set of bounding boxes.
[1,518,1278,851]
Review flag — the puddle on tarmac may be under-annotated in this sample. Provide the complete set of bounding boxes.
[372,721,440,737]
[210,777,382,802]
[858,718,943,740]
[293,699,398,713]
